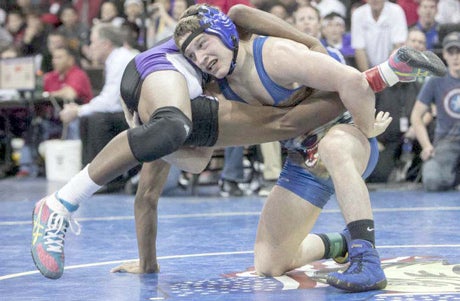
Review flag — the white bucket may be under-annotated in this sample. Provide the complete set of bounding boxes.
[43,139,82,182]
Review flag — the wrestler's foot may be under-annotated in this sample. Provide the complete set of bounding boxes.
[31,194,79,279]
[381,46,447,85]
[327,239,387,292]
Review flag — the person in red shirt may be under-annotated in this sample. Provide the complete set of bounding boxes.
[16,46,93,177]
[44,46,93,104]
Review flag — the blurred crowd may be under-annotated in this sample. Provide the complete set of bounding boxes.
[0,0,459,194]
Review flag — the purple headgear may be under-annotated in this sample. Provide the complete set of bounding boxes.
[180,5,239,75]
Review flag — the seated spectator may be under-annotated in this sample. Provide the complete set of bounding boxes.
[414,0,440,50]
[16,46,93,177]
[321,12,355,65]
[146,0,177,47]
[312,0,346,18]
[293,5,346,64]
[411,31,460,191]
[5,9,26,53]
[23,10,50,57]
[93,1,125,27]
[268,2,291,22]
[56,4,90,61]
[41,31,68,73]
[367,28,430,183]
[0,24,13,53]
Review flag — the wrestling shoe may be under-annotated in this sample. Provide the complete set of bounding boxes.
[326,239,387,292]
[381,46,447,84]
[333,228,351,264]
[31,195,79,279]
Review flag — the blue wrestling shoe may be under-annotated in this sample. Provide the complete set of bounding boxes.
[327,239,387,292]
[387,46,447,82]
[31,195,79,279]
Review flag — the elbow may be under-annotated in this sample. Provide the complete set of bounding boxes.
[228,4,249,21]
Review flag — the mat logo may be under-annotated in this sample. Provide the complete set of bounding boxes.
[168,256,460,298]
[223,256,460,293]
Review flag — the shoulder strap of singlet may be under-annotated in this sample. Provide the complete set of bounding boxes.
[217,78,246,103]
[253,36,300,106]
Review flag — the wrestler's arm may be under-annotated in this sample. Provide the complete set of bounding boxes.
[266,38,375,136]
[111,160,170,274]
[228,4,327,55]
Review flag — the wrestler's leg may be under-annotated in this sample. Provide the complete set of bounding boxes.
[89,71,192,184]
[254,187,324,276]
[318,125,386,292]
[31,71,192,279]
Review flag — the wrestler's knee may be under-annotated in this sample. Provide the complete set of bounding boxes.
[318,127,353,164]
[254,243,290,277]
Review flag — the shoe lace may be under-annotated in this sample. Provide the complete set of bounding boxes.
[44,212,81,253]
[345,254,364,274]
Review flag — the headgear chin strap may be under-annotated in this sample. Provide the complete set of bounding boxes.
[181,5,239,75]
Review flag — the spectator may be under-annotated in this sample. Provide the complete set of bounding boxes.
[321,12,355,65]
[219,146,246,197]
[94,1,125,27]
[435,0,460,24]
[257,142,282,197]
[397,0,419,27]
[73,0,104,27]
[23,10,50,57]
[0,23,13,53]
[312,0,346,18]
[40,31,68,73]
[268,2,291,21]
[411,31,460,191]
[57,4,90,59]
[414,0,440,50]
[351,0,408,72]
[146,0,177,47]
[367,28,429,183]
[293,5,346,64]
[5,9,27,52]
[16,46,93,178]
[59,23,137,191]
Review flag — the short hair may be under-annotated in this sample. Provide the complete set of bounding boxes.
[92,23,124,47]
[293,5,320,22]
[53,46,79,59]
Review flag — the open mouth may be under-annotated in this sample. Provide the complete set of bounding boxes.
[207,59,217,72]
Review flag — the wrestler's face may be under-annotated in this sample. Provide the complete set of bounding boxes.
[180,32,233,79]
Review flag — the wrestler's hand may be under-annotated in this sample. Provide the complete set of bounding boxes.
[370,111,392,137]
[110,260,160,274]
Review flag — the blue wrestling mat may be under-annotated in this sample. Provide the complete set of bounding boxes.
[0,178,459,300]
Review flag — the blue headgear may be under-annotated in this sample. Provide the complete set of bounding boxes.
[180,5,239,75]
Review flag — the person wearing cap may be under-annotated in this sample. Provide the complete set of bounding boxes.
[411,31,460,191]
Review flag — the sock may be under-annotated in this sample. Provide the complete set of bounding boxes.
[53,165,102,212]
[317,233,347,259]
[347,219,375,246]
[364,62,400,93]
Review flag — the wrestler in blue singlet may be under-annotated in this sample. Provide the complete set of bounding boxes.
[219,36,379,209]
